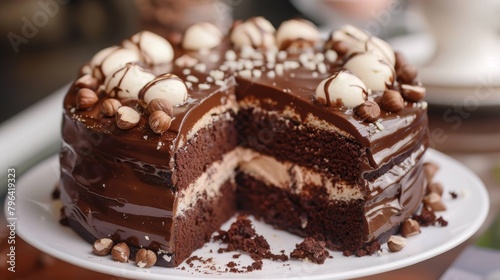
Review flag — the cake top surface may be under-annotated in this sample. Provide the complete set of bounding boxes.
[64,17,428,168]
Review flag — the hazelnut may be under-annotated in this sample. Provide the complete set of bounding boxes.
[401,84,426,102]
[146,98,174,117]
[423,192,447,212]
[401,219,421,238]
[149,111,172,134]
[111,242,130,263]
[427,181,444,196]
[101,98,121,117]
[354,101,380,123]
[75,74,98,90]
[424,162,440,182]
[135,248,157,268]
[76,88,98,110]
[381,90,405,112]
[394,51,407,73]
[387,235,406,252]
[92,238,114,256]
[330,40,349,56]
[399,64,418,84]
[115,106,140,130]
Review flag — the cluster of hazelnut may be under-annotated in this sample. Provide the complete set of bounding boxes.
[314,25,427,124]
[92,238,157,268]
[72,30,189,135]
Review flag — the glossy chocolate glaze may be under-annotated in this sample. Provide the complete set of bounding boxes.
[59,26,428,265]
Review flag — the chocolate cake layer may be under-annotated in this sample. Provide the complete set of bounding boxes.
[236,146,426,251]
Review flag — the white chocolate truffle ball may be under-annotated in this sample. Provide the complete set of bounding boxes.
[182,22,223,51]
[139,73,188,107]
[275,19,321,50]
[230,17,276,49]
[105,63,155,99]
[90,46,140,81]
[344,53,394,92]
[123,31,174,65]
[329,25,395,66]
[315,71,368,108]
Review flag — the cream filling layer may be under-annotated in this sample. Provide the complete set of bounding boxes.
[175,148,362,216]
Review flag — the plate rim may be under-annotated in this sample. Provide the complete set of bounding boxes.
[8,149,490,280]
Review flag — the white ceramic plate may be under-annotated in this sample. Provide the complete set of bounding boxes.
[10,149,489,280]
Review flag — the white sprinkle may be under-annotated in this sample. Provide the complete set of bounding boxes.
[237,60,245,71]
[318,62,327,74]
[290,72,296,78]
[299,53,310,65]
[175,54,198,67]
[375,122,385,131]
[240,45,255,59]
[251,52,264,61]
[219,64,229,71]
[70,107,76,113]
[244,60,254,70]
[252,69,262,78]
[238,69,252,79]
[265,51,276,63]
[182,68,191,75]
[284,60,300,70]
[421,101,428,110]
[186,75,199,83]
[215,80,225,86]
[275,64,284,76]
[198,83,211,90]
[185,81,193,88]
[277,51,287,61]
[143,135,148,140]
[206,76,214,83]
[253,59,264,67]
[267,70,276,79]
[194,63,207,73]
[156,141,163,150]
[312,71,318,78]
[266,62,275,69]
[145,236,150,241]
[225,50,237,61]
[304,61,316,71]
[325,50,338,63]
[315,53,325,62]
[210,69,225,81]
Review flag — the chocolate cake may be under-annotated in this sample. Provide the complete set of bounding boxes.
[58,17,429,267]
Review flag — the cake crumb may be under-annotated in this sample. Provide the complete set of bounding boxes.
[412,206,449,227]
[214,215,288,272]
[290,237,330,264]
[449,191,458,199]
